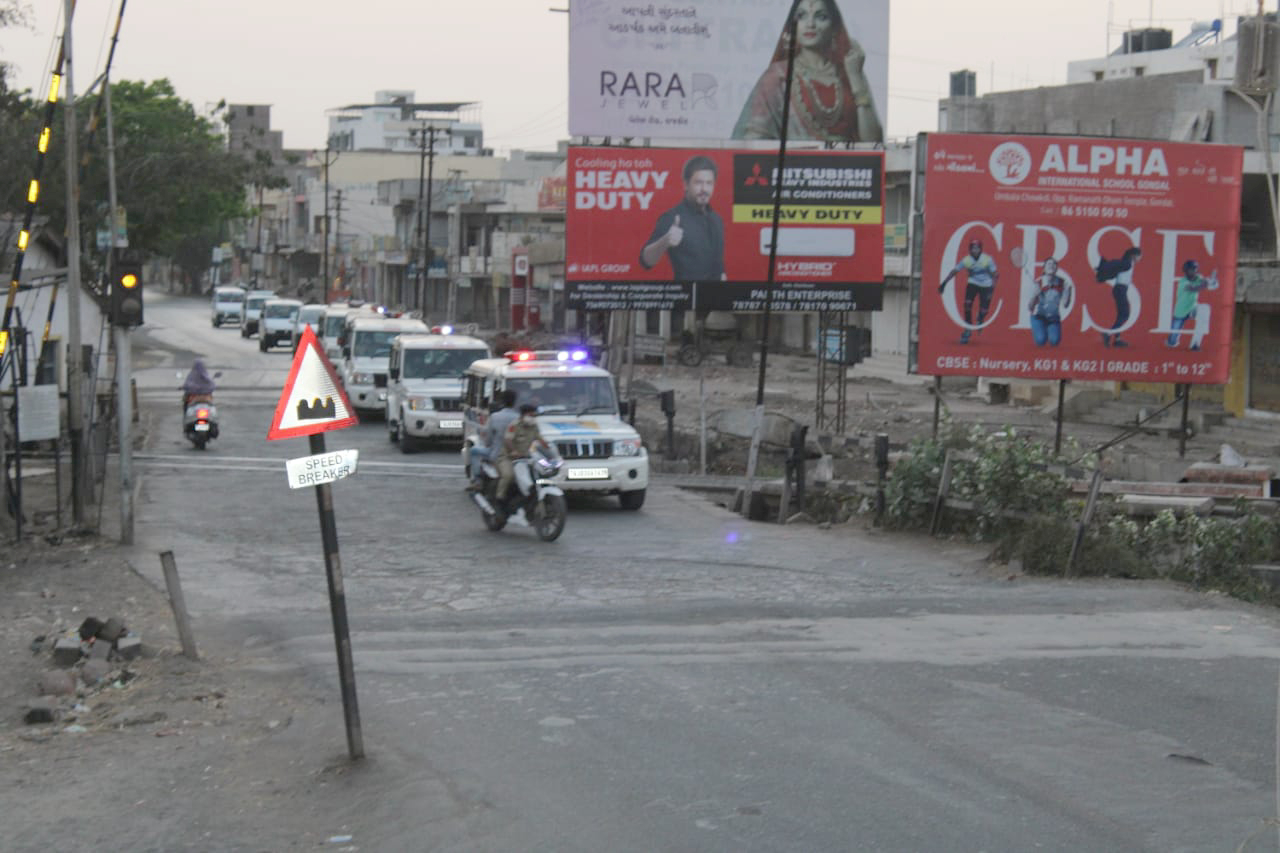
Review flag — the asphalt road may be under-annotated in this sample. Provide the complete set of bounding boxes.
[120,291,1280,852]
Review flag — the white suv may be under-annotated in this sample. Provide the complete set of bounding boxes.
[386,333,490,451]
[461,350,649,510]
[339,316,429,418]
[211,286,245,327]
[259,298,302,351]
[291,303,327,353]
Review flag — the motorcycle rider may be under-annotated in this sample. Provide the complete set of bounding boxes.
[496,403,549,527]
[468,389,518,491]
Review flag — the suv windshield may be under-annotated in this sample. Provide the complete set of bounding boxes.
[506,376,618,415]
[246,297,268,311]
[323,315,347,338]
[216,291,244,303]
[298,307,325,325]
[353,330,403,359]
[265,304,298,318]
[403,348,488,380]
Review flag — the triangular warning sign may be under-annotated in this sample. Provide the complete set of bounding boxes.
[267,325,359,440]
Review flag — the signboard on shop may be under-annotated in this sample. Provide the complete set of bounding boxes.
[918,133,1243,384]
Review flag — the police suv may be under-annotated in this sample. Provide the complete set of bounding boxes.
[462,349,649,510]
[338,315,429,418]
[386,332,490,451]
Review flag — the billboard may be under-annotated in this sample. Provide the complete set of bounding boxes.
[569,0,890,143]
[565,146,884,312]
[918,133,1243,384]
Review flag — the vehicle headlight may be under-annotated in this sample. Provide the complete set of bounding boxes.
[407,396,433,411]
[615,438,642,457]
[351,372,374,384]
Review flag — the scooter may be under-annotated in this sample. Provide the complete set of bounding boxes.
[471,444,567,542]
[182,394,219,450]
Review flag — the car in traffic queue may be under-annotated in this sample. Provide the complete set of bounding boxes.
[258,298,302,351]
[321,302,376,363]
[291,303,327,353]
[386,332,491,451]
[461,350,649,510]
[210,285,246,328]
[338,315,429,419]
[239,289,276,338]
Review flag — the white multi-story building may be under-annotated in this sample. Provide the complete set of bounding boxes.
[327,91,485,156]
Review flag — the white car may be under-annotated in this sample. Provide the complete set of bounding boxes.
[461,350,649,510]
[291,304,327,352]
[239,290,276,338]
[259,298,302,351]
[386,333,491,451]
[339,316,429,418]
[210,286,245,328]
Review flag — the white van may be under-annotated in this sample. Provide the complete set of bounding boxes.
[291,303,327,352]
[339,316,429,418]
[259,298,302,351]
[239,289,276,338]
[386,333,491,451]
[461,350,649,510]
[320,303,376,363]
[210,286,245,328]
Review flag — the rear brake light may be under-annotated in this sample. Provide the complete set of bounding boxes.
[196,408,210,419]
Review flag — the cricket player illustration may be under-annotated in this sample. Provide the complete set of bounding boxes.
[1166,259,1217,351]
[938,239,1000,344]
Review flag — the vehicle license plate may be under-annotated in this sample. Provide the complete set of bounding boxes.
[567,467,609,480]
[439,419,462,429]
[194,423,211,432]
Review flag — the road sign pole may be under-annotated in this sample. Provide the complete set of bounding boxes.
[309,430,364,760]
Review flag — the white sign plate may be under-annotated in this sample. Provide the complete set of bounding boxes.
[17,385,60,442]
[567,467,610,480]
[285,449,359,490]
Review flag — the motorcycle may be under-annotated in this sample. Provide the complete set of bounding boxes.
[470,443,567,542]
[182,394,220,450]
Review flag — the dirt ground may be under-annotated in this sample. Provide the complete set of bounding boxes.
[0,513,366,850]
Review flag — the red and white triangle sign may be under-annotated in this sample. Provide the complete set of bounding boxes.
[267,325,358,440]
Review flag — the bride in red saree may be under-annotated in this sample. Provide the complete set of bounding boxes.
[732,0,883,144]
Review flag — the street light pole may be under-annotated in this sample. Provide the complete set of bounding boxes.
[412,121,428,311]
[322,139,331,303]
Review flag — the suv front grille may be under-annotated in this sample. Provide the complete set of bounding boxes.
[556,439,613,460]
[373,374,388,388]
[433,397,463,412]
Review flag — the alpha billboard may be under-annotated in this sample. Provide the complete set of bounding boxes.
[918,133,1243,384]
[565,145,884,312]
[568,0,889,144]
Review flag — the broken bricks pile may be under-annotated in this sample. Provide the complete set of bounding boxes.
[23,616,144,729]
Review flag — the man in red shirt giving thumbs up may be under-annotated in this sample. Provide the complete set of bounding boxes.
[640,154,726,282]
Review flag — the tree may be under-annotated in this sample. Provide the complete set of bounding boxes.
[0,77,250,291]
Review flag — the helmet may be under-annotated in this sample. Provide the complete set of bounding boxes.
[1183,259,1199,274]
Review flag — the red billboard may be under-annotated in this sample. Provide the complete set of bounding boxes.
[565,146,884,312]
[919,133,1243,384]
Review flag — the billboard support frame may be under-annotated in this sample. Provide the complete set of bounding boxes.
[743,3,801,519]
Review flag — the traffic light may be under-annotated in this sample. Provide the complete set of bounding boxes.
[110,248,144,327]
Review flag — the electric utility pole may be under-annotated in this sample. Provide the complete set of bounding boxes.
[62,0,89,528]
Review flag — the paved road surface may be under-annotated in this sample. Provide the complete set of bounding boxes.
[117,291,1280,852]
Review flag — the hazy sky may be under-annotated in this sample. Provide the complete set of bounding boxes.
[0,0,1259,154]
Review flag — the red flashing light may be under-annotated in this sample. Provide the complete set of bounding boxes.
[514,351,533,362]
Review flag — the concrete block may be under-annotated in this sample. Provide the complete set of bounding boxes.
[52,637,82,667]
[80,659,110,686]
[1117,494,1214,517]
[1183,462,1273,486]
[37,670,76,696]
[1010,381,1055,406]
[88,638,112,660]
[114,636,142,661]
[24,703,57,725]
[97,617,127,643]
[77,617,104,641]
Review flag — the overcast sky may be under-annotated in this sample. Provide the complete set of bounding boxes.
[0,0,1259,154]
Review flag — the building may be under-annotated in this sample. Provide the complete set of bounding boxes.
[327,91,484,156]
[935,14,1280,417]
